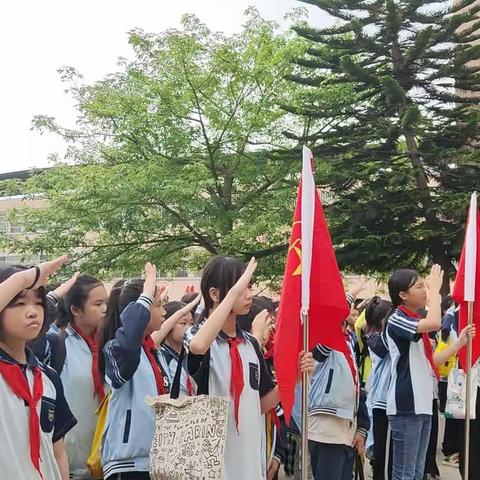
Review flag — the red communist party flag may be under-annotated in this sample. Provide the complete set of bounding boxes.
[453,192,480,368]
[274,146,352,423]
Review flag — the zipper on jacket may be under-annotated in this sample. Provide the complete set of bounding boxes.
[123,410,132,443]
[325,369,334,394]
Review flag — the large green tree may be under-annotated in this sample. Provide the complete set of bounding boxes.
[1,10,321,283]
[287,0,480,289]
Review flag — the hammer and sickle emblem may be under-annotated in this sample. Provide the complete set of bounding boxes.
[289,221,302,276]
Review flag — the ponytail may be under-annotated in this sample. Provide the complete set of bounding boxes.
[98,278,145,379]
[365,296,392,334]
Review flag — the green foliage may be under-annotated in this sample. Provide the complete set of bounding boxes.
[290,0,480,285]
[0,10,313,285]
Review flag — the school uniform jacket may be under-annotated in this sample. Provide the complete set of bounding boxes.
[60,325,102,478]
[184,323,276,480]
[0,347,77,480]
[160,343,193,396]
[302,339,369,438]
[366,330,391,411]
[386,308,435,416]
[101,295,170,479]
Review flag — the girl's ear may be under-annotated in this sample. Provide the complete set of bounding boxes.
[70,305,81,319]
[208,287,220,304]
[398,291,408,303]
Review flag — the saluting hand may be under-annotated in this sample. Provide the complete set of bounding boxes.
[143,262,157,298]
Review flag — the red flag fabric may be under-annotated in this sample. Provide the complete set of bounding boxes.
[453,195,480,369]
[274,150,351,423]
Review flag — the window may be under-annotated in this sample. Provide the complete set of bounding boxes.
[0,213,6,234]
[175,267,188,278]
[8,223,22,235]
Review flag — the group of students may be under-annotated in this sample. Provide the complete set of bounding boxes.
[0,255,311,480]
[298,265,478,480]
[0,255,477,480]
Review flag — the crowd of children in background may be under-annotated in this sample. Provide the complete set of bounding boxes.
[0,256,477,480]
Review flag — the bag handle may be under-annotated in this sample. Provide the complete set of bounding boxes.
[170,347,186,400]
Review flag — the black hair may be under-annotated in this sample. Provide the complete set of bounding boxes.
[56,275,102,328]
[365,296,392,333]
[254,296,275,314]
[164,301,186,320]
[198,256,246,323]
[387,269,420,308]
[441,295,454,316]
[0,264,48,340]
[181,293,198,304]
[98,279,144,379]
[236,298,268,333]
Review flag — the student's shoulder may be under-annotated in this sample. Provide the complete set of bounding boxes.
[38,361,63,394]
[387,309,420,337]
[243,332,266,360]
[388,308,418,325]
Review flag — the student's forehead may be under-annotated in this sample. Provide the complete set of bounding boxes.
[87,284,108,300]
[17,289,42,300]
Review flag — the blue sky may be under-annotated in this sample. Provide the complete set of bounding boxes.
[0,0,332,174]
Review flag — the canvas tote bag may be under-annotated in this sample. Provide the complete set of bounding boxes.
[148,348,230,480]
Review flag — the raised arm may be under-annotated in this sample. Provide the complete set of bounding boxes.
[189,258,257,355]
[152,293,201,346]
[417,265,443,334]
[0,256,67,312]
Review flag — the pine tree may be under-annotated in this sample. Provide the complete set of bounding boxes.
[287,0,480,290]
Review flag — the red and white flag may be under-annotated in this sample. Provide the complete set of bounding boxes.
[274,146,352,423]
[453,192,480,368]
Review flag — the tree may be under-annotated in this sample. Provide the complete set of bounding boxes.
[0,10,315,283]
[287,0,480,291]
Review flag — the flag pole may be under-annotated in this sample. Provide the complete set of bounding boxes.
[464,300,474,480]
[301,309,309,480]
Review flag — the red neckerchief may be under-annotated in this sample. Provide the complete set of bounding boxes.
[71,325,105,401]
[226,336,245,432]
[269,408,280,429]
[264,334,274,361]
[186,374,194,396]
[142,335,166,395]
[0,360,43,478]
[397,306,439,380]
[344,330,359,391]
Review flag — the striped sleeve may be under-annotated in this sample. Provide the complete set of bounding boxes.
[312,344,332,363]
[387,311,421,342]
[366,331,389,358]
[104,296,153,389]
[345,293,355,308]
